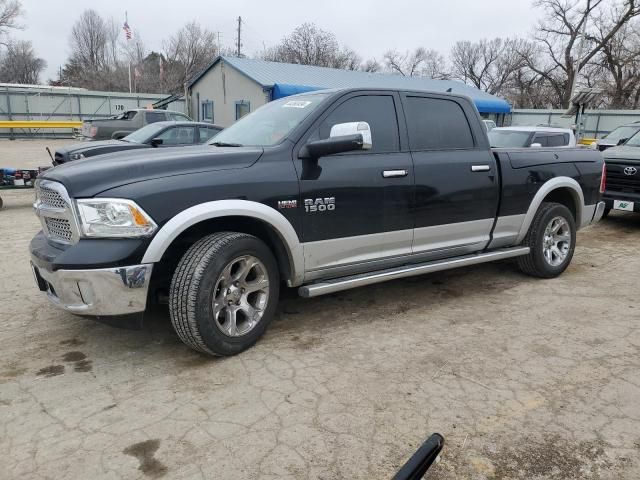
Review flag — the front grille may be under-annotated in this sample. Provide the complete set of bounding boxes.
[39,185,67,209]
[605,163,640,195]
[34,180,79,245]
[44,217,73,242]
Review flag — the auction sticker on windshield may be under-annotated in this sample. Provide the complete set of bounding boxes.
[613,200,634,212]
[283,101,312,108]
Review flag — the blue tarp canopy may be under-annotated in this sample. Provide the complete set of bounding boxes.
[271,82,511,114]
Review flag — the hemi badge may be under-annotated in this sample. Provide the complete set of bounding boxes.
[278,200,297,209]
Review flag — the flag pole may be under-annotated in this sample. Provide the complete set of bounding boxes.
[125,12,132,93]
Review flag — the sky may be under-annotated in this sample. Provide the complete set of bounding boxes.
[13,0,541,82]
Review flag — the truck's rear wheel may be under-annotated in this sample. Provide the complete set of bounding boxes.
[169,232,280,356]
[517,202,576,278]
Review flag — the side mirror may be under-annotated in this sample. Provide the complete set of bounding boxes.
[150,138,163,147]
[300,121,372,159]
[617,138,628,146]
[530,142,542,148]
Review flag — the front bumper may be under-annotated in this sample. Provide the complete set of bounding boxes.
[31,261,153,316]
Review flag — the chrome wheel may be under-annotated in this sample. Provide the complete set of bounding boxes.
[542,216,571,267]
[211,255,270,337]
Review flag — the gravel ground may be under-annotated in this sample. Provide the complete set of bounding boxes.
[1,140,640,479]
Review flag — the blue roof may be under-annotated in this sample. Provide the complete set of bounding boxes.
[190,56,511,114]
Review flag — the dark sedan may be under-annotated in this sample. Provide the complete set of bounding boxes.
[52,121,223,165]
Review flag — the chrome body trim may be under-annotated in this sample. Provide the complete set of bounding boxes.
[515,177,585,244]
[33,179,81,245]
[382,169,408,178]
[412,218,494,253]
[488,214,526,249]
[31,262,153,315]
[299,246,530,298]
[140,200,305,286]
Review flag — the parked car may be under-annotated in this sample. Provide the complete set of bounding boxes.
[30,88,605,357]
[482,119,497,131]
[82,109,193,140]
[601,130,640,216]
[53,122,222,165]
[592,121,640,151]
[489,126,576,148]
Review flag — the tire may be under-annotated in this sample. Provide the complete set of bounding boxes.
[169,232,280,356]
[517,202,576,278]
[602,207,611,218]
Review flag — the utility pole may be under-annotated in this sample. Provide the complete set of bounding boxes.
[236,16,242,57]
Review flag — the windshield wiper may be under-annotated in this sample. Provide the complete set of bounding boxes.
[211,141,243,147]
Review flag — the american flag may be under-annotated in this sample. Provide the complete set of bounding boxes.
[123,20,132,40]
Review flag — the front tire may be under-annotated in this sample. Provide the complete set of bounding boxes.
[169,232,280,356]
[517,202,576,278]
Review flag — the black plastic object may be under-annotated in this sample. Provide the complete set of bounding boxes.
[392,433,444,480]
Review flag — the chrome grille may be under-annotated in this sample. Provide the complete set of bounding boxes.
[39,185,66,209]
[44,217,73,242]
[34,180,79,245]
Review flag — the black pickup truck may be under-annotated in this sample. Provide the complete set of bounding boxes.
[30,88,605,356]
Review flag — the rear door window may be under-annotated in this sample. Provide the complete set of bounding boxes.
[315,95,400,153]
[146,111,167,124]
[404,96,474,150]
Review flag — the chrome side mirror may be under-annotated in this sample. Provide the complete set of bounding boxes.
[530,142,542,148]
[330,122,372,150]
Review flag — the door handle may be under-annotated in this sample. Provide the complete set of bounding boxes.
[471,165,491,172]
[382,169,408,178]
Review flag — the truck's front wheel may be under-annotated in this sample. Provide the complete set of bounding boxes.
[169,232,280,356]
[517,202,576,278]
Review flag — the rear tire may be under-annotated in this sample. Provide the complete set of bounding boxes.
[602,207,611,218]
[169,232,280,356]
[517,202,576,278]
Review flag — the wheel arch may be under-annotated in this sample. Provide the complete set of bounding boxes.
[142,200,304,286]
[515,177,585,244]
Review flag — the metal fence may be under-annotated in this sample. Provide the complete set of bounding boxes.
[0,84,186,139]
[508,109,640,139]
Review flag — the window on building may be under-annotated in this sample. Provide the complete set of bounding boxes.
[201,101,214,123]
[235,100,250,120]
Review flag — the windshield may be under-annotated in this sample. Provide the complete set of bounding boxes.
[123,123,166,143]
[623,130,640,147]
[603,125,640,143]
[488,130,532,148]
[209,94,329,147]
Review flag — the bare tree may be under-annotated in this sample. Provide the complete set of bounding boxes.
[451,38,527,95]
[361,58,382,73]
[69,9,108,71]
[0,0,22,47]
[384,48,448,78]
[163,21,217,92]
[0,39,45,83]
[522,0,640,108]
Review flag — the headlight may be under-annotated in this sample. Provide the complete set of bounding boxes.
[70,153,85,160]
[76,199,157,237]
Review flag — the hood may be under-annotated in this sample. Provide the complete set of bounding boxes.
[603,145,640,162]
[56,140,125,155]
[43,145,264,197]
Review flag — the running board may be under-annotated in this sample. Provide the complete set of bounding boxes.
[298,246,530,298]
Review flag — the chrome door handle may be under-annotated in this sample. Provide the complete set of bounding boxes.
[471,165,491,172]
[382,169,408,178]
